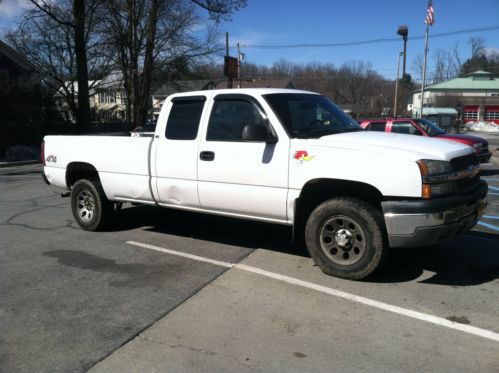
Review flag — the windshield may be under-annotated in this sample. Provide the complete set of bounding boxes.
[413,118,446,136]
[263,93,361,138]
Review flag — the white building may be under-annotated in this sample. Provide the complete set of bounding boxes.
[412,70,499,124]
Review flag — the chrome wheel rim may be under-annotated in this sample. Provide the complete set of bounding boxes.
[319,215,366,265]
[77,190,95,222]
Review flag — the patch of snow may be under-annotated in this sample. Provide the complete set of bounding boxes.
[465,121,499,133]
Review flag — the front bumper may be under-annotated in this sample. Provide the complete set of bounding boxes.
[382,181,488,248]
[478,151,492,163]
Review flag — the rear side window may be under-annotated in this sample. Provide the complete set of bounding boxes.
[391,121,422,135]
[366,121,386,131]
[165,98,205,140]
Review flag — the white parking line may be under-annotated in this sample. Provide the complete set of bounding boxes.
[127,240,499,343]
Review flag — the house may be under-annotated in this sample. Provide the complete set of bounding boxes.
[93,71,127,122]
[54,71,128,123]
[54,81,98,123]
[0,39,36,86]
[151,80,215,119]
[0,40,41,123]
[412,70,499,124]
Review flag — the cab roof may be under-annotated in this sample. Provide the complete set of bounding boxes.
[168,88,319,99]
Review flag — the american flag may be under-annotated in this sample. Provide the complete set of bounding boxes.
[425,0,434,25]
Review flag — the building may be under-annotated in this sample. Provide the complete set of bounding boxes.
[55,71,128,123]
[0,39,36,86]
[93,71,127,122]
[0,40,42,123]
[412,70,499,124]
[151,80,215,119]
[54,81,98,123]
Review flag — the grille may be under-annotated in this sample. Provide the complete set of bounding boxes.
[450,153,478,171]
[479,146,489,154]
[450,153,480,194]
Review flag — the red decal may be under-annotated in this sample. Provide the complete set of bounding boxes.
[294,150,308,160]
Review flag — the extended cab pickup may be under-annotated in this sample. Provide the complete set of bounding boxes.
[42,89,488,280]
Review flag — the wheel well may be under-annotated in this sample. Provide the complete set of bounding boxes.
[293,179,383,242]
[66,162,100,188]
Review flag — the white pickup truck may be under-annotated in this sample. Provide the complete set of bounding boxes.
[42,88,488,279]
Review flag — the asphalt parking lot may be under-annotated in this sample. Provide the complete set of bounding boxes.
[1,161,498,372]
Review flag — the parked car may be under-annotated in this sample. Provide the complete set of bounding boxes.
[41,89,487,280]
[131,119,157,137]
[357,118,491,163]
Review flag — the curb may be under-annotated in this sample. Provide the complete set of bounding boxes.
[0,160,41,168]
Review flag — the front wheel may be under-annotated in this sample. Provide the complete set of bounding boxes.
[305,197,388,280]
[71,179,112,231]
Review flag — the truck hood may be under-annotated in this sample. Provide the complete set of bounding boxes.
[313,131,473,161]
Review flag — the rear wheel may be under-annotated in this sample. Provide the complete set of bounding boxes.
[305,197,388,280]
[71,179,112,231]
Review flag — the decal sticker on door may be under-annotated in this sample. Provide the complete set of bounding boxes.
[293,150,315,163]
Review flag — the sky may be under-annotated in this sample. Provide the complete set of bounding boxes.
[219,0,499,80]
[1,0,499,81]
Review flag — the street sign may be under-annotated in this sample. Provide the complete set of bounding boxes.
[224,56,238,79]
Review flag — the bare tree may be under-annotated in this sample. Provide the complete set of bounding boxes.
[337,61,374,105]
[193,59,395,116]
[450,43,462,76]
[469,37,486,58]
[101,0,246,126]
[432,49,448,83]
[411,53,424,80]
[7,3,111,123]
[270,58,297,77]
[25,0,103,129]
[413,42,462,84]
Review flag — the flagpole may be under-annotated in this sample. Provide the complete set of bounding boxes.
[420,23,430,118]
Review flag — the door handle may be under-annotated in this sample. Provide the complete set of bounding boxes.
[200,151,215,161]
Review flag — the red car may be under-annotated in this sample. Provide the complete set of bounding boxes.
[357,118,491,163]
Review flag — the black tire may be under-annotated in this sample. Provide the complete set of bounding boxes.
[305,197,388,280]
[71,179,112,231]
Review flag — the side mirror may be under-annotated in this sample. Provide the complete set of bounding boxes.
[242,124,277,143]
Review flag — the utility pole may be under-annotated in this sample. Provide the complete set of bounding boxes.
[237,43,241,88]
[397,25,408,115]
[394,51,403,117]
[420,23,430,118]
[226,32,232,88]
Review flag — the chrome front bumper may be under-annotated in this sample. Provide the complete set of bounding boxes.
[382,181,488,248]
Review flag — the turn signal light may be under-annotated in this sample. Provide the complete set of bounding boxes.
[422,184,431,199]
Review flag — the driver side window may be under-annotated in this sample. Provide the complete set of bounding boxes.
[391,121,422,135]
[207,99,266,141]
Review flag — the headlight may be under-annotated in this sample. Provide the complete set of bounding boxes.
[417,160,452,176]
[416,160,454,199]
[472,143,482,149]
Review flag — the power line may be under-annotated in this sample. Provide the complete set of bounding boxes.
[235,25,499,50]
